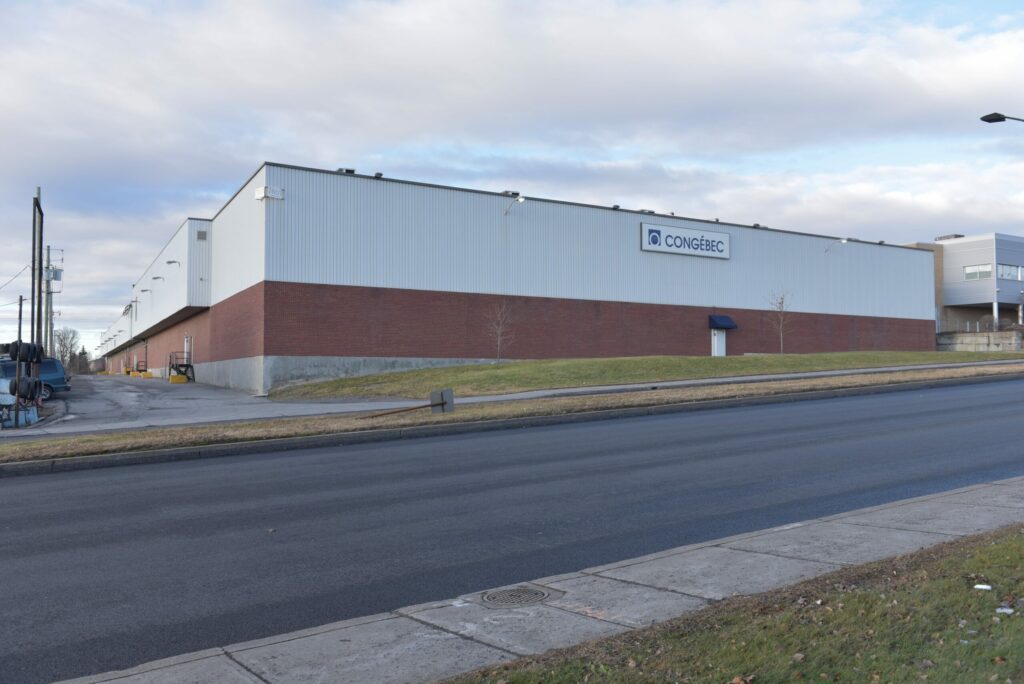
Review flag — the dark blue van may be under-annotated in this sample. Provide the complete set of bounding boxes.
[0,357,70,400]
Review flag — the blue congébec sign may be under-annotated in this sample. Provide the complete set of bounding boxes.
[641,223,730,259]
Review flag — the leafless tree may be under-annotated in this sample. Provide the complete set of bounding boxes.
[486,299,515,366]
[765,291,794,354]
[53,326,80,367]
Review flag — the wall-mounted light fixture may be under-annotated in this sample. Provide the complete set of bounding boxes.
[503,195,525,216]
[824,238,849,255]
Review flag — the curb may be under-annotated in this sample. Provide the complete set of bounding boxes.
[61,477,1024,684]
[3,371,1023,478]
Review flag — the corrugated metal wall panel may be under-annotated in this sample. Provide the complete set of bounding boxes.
[264,166,934,320]
[995,235,1024,304]
[211,167,266,304]
[97,220,193,356]
[941,235,995,306]
[187,219,212,307]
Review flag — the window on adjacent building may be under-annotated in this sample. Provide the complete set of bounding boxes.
[965,264,993,281]
[997,264,1021,281]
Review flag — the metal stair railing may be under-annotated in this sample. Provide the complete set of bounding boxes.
[168,352,195,382]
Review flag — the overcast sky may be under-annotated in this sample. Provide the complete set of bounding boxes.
[2,0,1024,351]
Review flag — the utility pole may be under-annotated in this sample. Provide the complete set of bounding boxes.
[14,295,23,429]
[30,189,37,349]
[36,190,44,360]
[45,245,52,355]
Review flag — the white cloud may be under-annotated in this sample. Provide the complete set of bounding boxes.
[3,0,1024,349]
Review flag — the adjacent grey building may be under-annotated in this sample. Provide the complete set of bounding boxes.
[934,233,1024,331]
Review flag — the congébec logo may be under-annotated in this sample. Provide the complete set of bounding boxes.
[641,223,730,259]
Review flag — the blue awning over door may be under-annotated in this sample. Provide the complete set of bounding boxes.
[708,315,738,330]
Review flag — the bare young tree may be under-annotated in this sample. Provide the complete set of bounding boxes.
[765,291,794,354]
[53,326,80,367]
[486,299,515,366]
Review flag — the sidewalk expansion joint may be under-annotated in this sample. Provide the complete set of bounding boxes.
[223,651,271,684]
[949,501,1024,511]
[577,570,713,603]
[833,519,966,536]
[711,544,851,568]
[401,612,523,658]
[539,599,645,630]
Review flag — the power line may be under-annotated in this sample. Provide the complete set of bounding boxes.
[0,264,30,293]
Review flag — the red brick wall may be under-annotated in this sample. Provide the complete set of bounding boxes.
[208,281,264,362]
[261,281,936,359]
[108,281,935,370]
[113,313,211,373]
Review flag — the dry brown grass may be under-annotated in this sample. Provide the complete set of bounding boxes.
[4,363,1023,465]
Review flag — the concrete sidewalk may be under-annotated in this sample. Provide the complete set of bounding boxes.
[10,358,1024,441]
[65,476,1024,684]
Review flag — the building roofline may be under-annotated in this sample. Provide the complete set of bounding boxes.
[130,218,191,291]
[210,163,268,222]
[130,217,212,291]
[257,161,930,253]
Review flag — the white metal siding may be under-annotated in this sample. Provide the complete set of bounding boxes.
[264,166,934,320]
[98,220,193,355]
[211,167,266,304]
[187,219,212,306]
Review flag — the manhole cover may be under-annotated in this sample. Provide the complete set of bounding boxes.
[481,586,549,607]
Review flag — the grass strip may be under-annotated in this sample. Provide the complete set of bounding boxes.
[269,352,1024,400]
[3,363,1024,464]
[450,525,1024,684]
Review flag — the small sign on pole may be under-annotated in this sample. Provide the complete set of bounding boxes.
[430,388,455,414]
[361,388,456,419]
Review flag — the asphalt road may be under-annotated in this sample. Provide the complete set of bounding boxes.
[5,380,1024,683]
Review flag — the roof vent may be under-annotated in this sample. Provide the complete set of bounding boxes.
[612,205,620,210]
[336,168,356,175]
[374,172,383,178]
[935,233,965,241]
[502,190,520,197]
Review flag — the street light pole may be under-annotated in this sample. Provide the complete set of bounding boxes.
[980,112,1024,124]
[980,113,1024,328]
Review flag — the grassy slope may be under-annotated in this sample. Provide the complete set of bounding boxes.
[270,351,1024,399]
[456,526,1024,684]
[7,363,1024,464]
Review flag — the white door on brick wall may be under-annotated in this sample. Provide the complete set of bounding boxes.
[711,329,726,357]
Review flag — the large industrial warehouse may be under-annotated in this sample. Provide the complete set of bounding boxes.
[97,162,936,394]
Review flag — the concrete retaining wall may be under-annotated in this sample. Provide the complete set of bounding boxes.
[195,355,495,395]
[937,331,1024,352]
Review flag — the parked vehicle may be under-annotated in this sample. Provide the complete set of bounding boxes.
[0,357,70,401]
